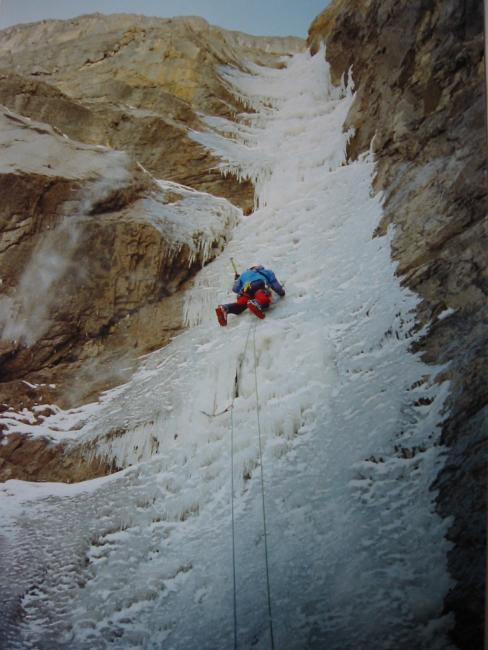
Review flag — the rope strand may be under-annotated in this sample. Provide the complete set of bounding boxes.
[230,321,275,650]
[230,322,253,649]
[252,324,275,650]
[230,405,238,650]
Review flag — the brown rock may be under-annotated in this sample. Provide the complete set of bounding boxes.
[0,15,304,213]
[0,431,119,482]
[0,107,239,410]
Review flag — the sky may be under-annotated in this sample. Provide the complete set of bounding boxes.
[0,0,331,37]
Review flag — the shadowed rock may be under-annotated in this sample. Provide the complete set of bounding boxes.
[309,1,486,646]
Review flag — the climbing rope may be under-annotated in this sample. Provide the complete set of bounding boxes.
[229,321,275,650]
[230,405,238,650]
[252,324,275,650]
[229,322,253,650]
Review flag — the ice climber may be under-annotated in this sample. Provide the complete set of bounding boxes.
[215,264,285,326]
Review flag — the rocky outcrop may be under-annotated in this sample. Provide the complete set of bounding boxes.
[0,431,120,483]
[309,1,486,647]
[0,105,240,382]
[0,14,302,111]
[0,69,255,213]
[0,14,303,213]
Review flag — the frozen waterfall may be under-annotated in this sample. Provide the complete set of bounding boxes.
[0,49,454,650]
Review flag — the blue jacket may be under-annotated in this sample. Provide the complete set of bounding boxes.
[232,266,285,296]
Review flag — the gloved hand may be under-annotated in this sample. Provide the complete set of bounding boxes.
[234,273,240,279]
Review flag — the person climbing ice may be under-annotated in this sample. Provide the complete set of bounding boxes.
[215,261,285,326]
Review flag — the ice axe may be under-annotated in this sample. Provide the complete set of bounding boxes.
[230,257,239,278]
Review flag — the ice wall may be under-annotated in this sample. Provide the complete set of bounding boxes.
[0,49,454,650]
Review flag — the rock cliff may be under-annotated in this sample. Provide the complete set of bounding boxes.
[309,1,486,647]
[0,14,303,212]
[0,15,303,481]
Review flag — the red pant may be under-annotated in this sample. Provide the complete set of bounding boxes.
[237,289,270,308]
[226,289,271,315]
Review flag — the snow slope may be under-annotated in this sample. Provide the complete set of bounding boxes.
[0,50,454,650]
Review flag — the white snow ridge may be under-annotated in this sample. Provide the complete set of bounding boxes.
[0,50,454,650]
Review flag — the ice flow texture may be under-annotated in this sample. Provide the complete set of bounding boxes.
[0,50,453,650]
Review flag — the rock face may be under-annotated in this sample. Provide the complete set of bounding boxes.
[0,15,302,482]
[0,431,120,483]
[0,105,240,405]
[0,14,303,212]
[308,1,486,647]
